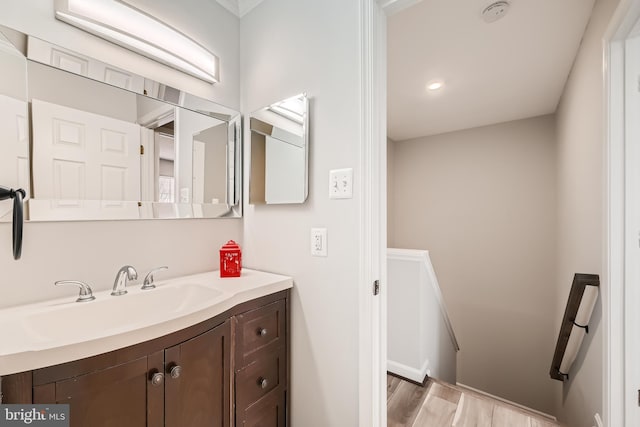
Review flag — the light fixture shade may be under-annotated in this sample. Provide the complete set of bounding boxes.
[54,0,220,84]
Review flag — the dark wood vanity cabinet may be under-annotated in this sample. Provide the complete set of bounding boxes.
[29,322,230,427]
[234,299,287,427]
[1,290,289,427]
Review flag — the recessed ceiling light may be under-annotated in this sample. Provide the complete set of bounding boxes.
[426,81,444,91]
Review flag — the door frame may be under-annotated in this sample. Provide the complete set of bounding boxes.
[604,1,640,425]
[362,0,640,424]
[359,1,387,425]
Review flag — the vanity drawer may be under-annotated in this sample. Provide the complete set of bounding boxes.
[235,299,286,366]
[238,386,286,427]
[235,350,285,411]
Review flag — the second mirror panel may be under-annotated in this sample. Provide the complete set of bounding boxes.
[249,94,309,205]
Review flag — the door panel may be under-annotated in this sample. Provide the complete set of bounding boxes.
[0,94,29,219]
[29,37,145,93]
[31,99,141,220]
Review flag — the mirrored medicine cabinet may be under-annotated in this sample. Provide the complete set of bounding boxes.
[249,93,309,205]
[0,24,241,222]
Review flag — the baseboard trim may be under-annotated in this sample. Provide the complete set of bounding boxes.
[455,382,557,421]
[387,370,429,387]
[387,359,429,384]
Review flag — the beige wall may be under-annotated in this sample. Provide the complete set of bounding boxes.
[388,138,396,247]
[389,115,558,414]
[554,0,619,425]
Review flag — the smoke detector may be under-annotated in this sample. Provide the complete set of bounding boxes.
[482,1,511,23]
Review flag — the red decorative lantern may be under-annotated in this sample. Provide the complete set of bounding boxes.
[220,240,242,277]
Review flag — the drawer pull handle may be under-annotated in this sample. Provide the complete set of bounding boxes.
[150,372,164,386]
[169,365,182,379]
[258,377,268,389]
[258,328,268,337]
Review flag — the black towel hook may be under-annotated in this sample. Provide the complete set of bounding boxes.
[0,186,25,260]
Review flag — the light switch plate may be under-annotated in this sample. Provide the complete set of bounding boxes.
[329,168,353,199]
[311,228,327,256]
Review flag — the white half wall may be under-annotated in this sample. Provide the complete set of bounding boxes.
[387,248,458,384]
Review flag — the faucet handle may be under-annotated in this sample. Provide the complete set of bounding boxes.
[142,266,168,290]
[55,280,96,302]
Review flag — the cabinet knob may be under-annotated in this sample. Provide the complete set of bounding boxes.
[151,372,164,386]
[257,328,268,337]
[257,377,268,389]
[169,365,182,379]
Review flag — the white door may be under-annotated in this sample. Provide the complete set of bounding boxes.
[28,37,145,93]
[0,95,29,220]
[192,140,206,204]
[31,99,141,220]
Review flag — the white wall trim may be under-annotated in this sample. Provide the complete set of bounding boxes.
[215,0,239,17]
[387,359,429,384]
[456,383,558,421]
[216,0,264,18]
[377,0,423,16]
[358,1,387,426]
[603,1,640,426]
[238,0,264,17]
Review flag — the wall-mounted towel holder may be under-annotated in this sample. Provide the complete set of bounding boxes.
[550,273,600,381]
[0,186,25,260]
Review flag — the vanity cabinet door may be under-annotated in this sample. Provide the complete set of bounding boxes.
[33,355,163,427]
[164,320,231,427]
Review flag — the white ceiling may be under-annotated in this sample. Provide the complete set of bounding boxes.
[387,0,596,141]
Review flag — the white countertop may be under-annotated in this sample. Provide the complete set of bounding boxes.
[0,269,292,376]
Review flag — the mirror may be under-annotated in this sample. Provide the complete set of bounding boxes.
[0,29,29,222]
[249,94,309,204]
[0,26,241,221]
[0,30,28,258]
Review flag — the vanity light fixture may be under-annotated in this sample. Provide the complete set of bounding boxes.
[269,94,306,125]
[54,0,220,83]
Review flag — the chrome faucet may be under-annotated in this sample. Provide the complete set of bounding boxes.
[112,265,137,296]
[55,280,96,302]
[142,266,168,290]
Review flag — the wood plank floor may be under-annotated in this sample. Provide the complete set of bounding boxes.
[387,375,562,427]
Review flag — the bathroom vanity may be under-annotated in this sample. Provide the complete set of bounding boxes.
[0,269,291,427]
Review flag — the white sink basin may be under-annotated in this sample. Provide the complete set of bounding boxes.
[0,269,293,376]
[20,283,225,345]
[0,280,226,355]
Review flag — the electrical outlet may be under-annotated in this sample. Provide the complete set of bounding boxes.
[329,168,353,199]
[310,228,327,256]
